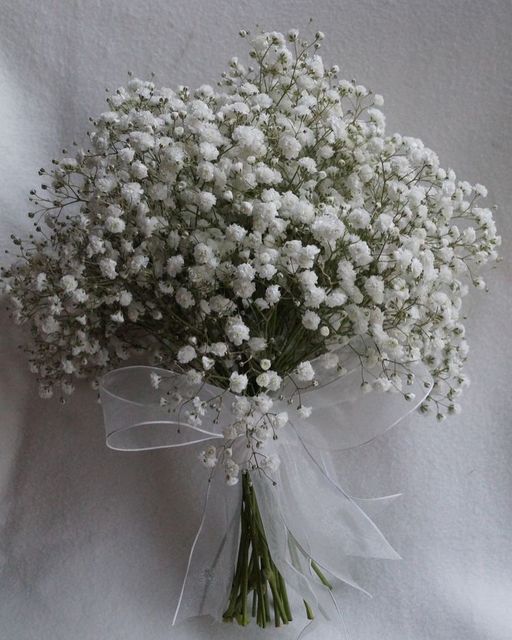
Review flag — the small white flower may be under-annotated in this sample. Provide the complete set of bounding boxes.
[233,125,266,155]
[321,352,339,369]
[226,318,250,346]
[364,276,385,304]
[278,134,301,159]
[232,395,251,418]
[265,285,281,305]
[96,176,117,193]
[73,289,89,304]
[302,310,320,330]
[60,275,78,292]
[39,384,54,399]
[376,213,394,233]
[62,359,75,374]
[295,361,315,382]
[274,412,289,428]
[298,405,312,418]
[210,342,228,357]
[198,142,219,161]
[41,316,60,334]
[105,217,126,234]
[230,371,248,393]
[121,182,144,205]
[311,213,345,245]
[107,205,124,218]
[35,273,47,292]
[225,458,240,485]
[149,182,168,201]
[261,454,280,472]
[150,372,162,389]
[177,345,196,363]
[348,208,371,229]
[59,157,78,169]
[131,160,148,179]
[256,372,270,387]
[194,243,215,265]
[130,131,154,151]
[266,371,283,391]
[349,240,373,266]
[61,381,75,396]
[119,147,135,163]
[175,288,195,308]
[236,263,256,281]
[166,255,185,277]
[199,445,218,468]
[254,393,273,414]
[474,183,488,198]
[99,258,117,280]
[130,254,149,273]
[187,370,203,386]
[119,290,133,306]
[248,337,266,352]
[298,157,317,174]
[226,224,247,242]
[197,191,217,212]
[201,356,214,370]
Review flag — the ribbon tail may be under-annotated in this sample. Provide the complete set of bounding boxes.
[351,494,402,521]
[172,472,214,626]
[289,424,400,560]
[317,448,402,519]
[253,423,400,625]
[171,466,241,626]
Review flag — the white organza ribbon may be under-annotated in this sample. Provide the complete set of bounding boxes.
[99,355,432,635]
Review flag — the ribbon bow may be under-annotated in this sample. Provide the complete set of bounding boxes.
[99,353,431,637]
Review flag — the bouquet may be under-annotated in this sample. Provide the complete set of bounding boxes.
[1,28,499,634]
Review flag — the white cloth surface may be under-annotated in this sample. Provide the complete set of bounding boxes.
[1,1,511,639]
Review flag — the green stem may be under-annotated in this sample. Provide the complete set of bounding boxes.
[304,600,315,620]
[278,572,292,621]
[311,560,333,589]
[223,472,293,628]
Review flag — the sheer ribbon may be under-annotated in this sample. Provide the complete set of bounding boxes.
[99,353,432,635]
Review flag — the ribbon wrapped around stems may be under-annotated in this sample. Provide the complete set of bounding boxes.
[99,351,432,637]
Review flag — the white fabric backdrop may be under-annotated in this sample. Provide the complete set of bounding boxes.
[1,1,511,639]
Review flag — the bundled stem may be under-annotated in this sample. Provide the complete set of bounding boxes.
[223,472,295,628]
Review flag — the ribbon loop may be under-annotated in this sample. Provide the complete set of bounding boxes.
[100,366,224,451]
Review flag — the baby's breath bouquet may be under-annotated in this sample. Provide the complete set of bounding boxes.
[2,28,499,633]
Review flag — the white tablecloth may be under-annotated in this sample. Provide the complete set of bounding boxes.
[1,1,511,638]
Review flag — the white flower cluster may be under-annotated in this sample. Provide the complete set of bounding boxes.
[2,29,499,484]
